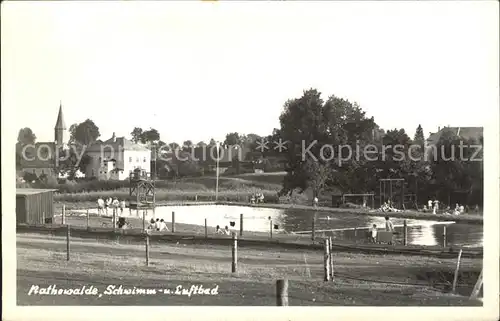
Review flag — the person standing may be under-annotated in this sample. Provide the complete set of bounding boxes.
[370,224,378,243]
[119,200,126,214]
[97,197,105,215]
[384,216,394,245]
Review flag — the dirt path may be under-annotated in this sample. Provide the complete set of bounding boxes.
[17,234,482,306]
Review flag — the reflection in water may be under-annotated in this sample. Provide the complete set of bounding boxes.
[74,205,482,247]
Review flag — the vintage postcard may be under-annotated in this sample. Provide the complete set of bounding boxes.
[2,1,499,320]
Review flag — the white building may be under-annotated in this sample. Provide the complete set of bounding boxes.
[85,133,151,180]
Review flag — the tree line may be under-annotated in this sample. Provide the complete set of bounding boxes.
[16,88,483,206]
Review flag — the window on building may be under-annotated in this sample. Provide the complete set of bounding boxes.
[129,157,132,162]
[143,157,146,162]
[136,157,140,162]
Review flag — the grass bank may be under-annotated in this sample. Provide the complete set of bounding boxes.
[17,233,482,305]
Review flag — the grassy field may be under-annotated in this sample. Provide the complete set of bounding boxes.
[17,232,482,306]
[53,173,294,205]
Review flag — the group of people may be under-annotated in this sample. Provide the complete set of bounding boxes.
[250,193,265,204]
[147,218,169,231]
[368,216,394,244]
[380,200,401,213]
[422,199,441,214]
[215,225,231,235]
[423,199,479,215]
[97,197,126,215]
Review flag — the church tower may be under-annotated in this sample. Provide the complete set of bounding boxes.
[54,101,67,146]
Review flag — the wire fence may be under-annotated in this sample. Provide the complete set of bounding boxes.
[17,226,483,305]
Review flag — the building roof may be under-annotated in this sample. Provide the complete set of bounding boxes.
[426,126,483,146]
[86,133,150,152]
[16,188,58,196]
[54,103,66,130]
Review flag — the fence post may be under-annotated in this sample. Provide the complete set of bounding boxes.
[276,279,289,306]
[145,232,150,266]
[329,236,334,281]
[452,249,463,293]
[270,220,273,239]
[324,238,331,282]
[231,232,238,273]
[86,209,90,229]
[172,211,176,233]
[240,214,244,237]
[205,218,208,239]
[62,204,66,225]
[66,224,70,261]
[142,210,146,231]
[443,226,447,248]
[311,214,316,243]
[403,220,408,246]
[469,268,483,300]
[112,208,116,232]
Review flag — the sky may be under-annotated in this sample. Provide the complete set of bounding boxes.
[2,1,499,145]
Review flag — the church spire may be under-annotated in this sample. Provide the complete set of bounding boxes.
[55,101,66,130]
[54,101,67,146]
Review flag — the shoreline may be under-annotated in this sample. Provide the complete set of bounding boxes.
[16,223,483,258]
[56,200,483,224]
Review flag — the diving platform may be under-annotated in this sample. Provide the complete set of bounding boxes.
[129,169,156,212]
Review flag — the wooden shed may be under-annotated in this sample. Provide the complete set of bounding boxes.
[16,188,57,224]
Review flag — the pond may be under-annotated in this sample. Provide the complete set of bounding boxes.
[78,204,483,248]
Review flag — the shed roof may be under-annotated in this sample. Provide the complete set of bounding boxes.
[16,188,58,196]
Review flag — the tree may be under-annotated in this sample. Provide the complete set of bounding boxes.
[68,124,78,144]
[413,124,425,151]
[197,141,206,147]
[208,138,216,146]
[224,132,242,146]
[72,119,100,146]
[279,89,378,195]
[430,130,483,205]
[17,127,36,145]
[130,127,144,144]
[141,128,160,144]
[169,142,180,150]
[182,140,193,151]
[55,146,91,180]
[304,159,332,197]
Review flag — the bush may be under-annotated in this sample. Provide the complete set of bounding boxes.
[278,189,309,205]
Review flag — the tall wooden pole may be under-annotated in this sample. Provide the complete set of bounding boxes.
[204,218,208,239]
[323,238,331,281]
[443,225,447,248]
[329,236,334,281]
[145,233,150,266]
[172,211,176,233]
[62,204,66,225]
[231,233,237,273]
[469,269,483,300]
[240,214,244,237]
[452,249,463,294]
[311,214,316,243]
[66,224,70,261]
[276,279,289,306]
[403,220,408,246]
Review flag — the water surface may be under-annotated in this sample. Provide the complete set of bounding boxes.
[77,204,483,247]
